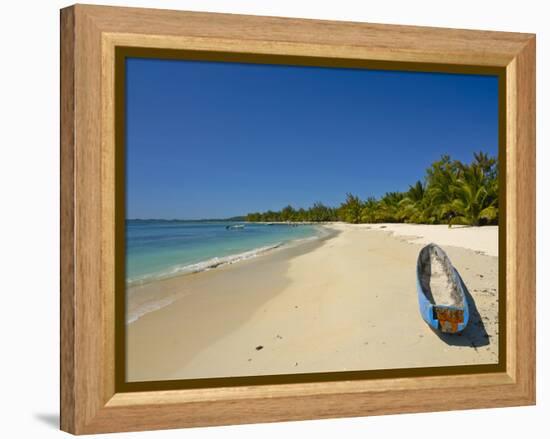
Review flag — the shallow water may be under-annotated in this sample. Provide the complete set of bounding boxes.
[126,220,322,285]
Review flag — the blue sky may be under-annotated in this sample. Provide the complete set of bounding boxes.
[126,58,498,219]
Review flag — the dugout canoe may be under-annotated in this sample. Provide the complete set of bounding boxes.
[416,243,469,334]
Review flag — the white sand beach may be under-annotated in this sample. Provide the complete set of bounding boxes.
[126,223,499,382]
[336,223,498,256]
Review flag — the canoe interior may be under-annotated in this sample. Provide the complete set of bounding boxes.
[418,244,464,308]
[416,243,468,334]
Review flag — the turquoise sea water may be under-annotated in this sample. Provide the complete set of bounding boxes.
[126,220,322,285]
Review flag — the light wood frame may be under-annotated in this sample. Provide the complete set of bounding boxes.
[60,4,536,434]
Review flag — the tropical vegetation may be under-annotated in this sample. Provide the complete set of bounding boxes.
[245,152,498,227]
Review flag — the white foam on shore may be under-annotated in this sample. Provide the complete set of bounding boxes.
[127,242,285,287]
[127,296,178,324]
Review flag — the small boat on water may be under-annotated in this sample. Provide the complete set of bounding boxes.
[416,244,469,334]
[226,224,245,230]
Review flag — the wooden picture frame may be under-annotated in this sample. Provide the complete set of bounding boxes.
[60,4,536,434]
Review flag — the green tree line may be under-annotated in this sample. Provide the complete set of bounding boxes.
[246,152,498,227]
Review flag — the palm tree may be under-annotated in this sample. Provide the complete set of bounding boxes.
[309,202,334,222]
[398,181,427,223]
[375,192,404,222]
[339,193,363,224]
[424,155,462,224]
[280,205,295,222]
[448,161,498,226]
[360,197,378,223]
[473,151,497,178]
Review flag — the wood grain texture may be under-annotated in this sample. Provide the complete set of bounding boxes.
[100,19,117,408]
[60,4,536,434]
[60,6,75,433]
[83,4,531,66]
[75,7,104,429]
[512,37,536,398]
[505,57,518,383]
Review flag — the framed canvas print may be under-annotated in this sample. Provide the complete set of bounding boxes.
[60,4,536,435]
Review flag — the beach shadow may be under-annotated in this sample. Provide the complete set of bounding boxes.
[34,413,59,429]
[432,271,490,349]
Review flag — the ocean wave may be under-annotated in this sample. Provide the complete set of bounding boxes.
[127,242,286,286]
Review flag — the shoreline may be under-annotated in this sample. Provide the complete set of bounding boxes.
[128,222,497,290]
[127,223,334,288]
[126,223,499,382]
[126,226,338,324]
